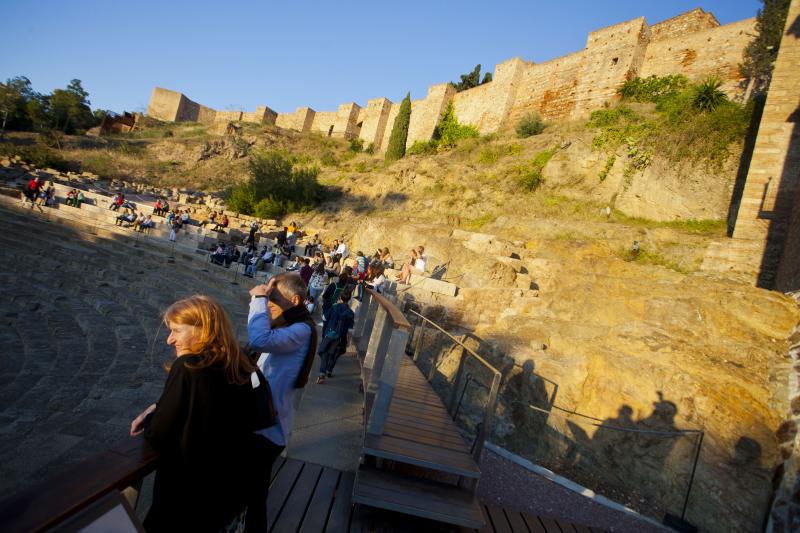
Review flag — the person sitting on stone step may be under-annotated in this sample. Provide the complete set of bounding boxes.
[115,211,137,227]
[65,189,76,207]
[397,245,426,284]
[210,243,227,265]
[109,193,122,210]
[138,214,155,233]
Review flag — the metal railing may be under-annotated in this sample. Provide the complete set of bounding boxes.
[406,309,502,463]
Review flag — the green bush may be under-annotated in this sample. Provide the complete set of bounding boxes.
[320,149,338,167]
[227,150,323,217]
[617,75,688,103]
[598,155,616,182]
[0,143,70,172]
[434,102,479,147]
[407,140,438,156]
[515,147,557,192]
[385,92,411,162]
[588,77,752,171]
[516,112,545,137]
[692,77,728,112]
[365,142,375,155]
[354,161,368,172]
[349,138,364,153]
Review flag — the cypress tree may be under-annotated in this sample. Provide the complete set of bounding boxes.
[385,92,411,163]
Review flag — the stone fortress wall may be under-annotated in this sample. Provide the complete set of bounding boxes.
[147,8,754,152]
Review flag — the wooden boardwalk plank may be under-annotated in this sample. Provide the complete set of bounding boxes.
[486,505,513,533]
[521,513,549,533]
[267,458,304,530]
[272,462,323,533]
[504,509,532,532]
[324,471,355,533]
[364,434,481,478]
[537,515,564,533]
[299,468,341,533]
[353,465,484,528]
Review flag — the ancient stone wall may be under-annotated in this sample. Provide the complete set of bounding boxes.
[359,98,393,150]
[276,107,316,132]
[573,18,650,116]
[214,110,243,123]
[146,87,184,122]
[406,83,455,149]
[640,18,756,94]
[333,103,361,139]
[776,185,800,292]
[147,8,755,142]
[453,58,525,134]
[310,111,338,136]
[378,102,401,154]
[649,8,719,41]
[506,52,585,124]
[702,0,800,290]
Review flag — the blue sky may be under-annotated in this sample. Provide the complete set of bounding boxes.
[0,1,760,114]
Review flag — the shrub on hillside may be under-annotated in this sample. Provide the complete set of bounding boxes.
[320,149,338,167]
[385,92,411,162]
[226,150,322,217]
[349,138,364,153]
[407,140,438,156]
[434,102,479,147]
[617,74,688,103]
[516,112,545,137]
[0,143,70,172]
[514,147,557,192]
[692,77,729,112]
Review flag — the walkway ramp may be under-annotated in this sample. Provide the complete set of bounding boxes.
[349,289,497,528]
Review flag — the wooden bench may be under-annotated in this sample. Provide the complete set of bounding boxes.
[348,288,501,528]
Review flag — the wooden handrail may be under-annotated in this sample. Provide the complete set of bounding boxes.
[0,437,159,533]
[364,287,411,331]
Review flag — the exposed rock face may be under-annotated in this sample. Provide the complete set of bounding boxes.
[315,215,799,532]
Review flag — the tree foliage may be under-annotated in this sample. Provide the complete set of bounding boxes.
[740,0,791,96]
[0,76,100,134]
[226,150,323,217]
[452,64,493,92]
[385,92,411,163]
[433,102,478,147]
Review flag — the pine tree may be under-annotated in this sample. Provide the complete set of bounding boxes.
[740,0,791,98]
[385,92,411,162]
[481,72,493,84]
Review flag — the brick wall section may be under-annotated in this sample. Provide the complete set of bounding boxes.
[214,111,243,123]
[406,83,455,149]
[728,0,800,287]
[310,111,338,136]
[641,18,756,94]
[378,102,401,154]
[146,87,183,122]
[506,52,585,124]
[573,18,650,117]
[359,98,393,150]
[276,107,316,132]
[649,8,719,41]
[453,57,525,134]
[776,184,800,291]
[333,103,361,139]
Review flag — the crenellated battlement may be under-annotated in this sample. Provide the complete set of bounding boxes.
[147,8,755,152]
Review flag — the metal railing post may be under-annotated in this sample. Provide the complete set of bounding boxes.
[448,349,468,416]
[413,322,426,363]
[472,371,500,462]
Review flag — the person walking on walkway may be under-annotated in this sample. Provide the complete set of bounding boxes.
[246,273,318,532]
[316,287,354,383]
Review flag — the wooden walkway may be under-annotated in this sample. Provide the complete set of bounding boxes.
[267,455,603,533]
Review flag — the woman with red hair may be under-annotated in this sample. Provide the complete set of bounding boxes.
[130,295,270,532]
